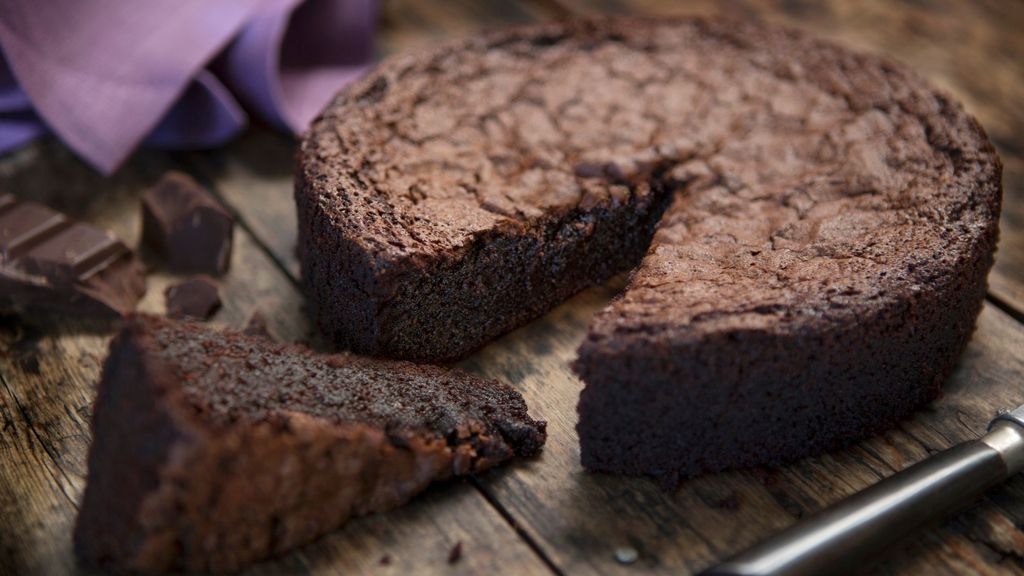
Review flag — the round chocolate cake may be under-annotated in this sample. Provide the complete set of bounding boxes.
[296,17,1001,479]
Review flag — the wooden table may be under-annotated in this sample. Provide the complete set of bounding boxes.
[2,1,1023,574]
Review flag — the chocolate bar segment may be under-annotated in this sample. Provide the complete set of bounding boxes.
[0,193,146,317]
[141,172,234,275]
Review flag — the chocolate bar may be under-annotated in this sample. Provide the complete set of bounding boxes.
[0,193,146,317]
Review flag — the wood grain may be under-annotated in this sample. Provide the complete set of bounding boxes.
[0,365,79,576]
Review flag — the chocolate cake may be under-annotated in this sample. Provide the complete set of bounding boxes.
[75,315,545,573]
[296,17,1000,479]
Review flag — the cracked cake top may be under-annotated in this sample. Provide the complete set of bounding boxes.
[300,16,1000,340]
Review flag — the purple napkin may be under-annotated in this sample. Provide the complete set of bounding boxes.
[0,0,376,174]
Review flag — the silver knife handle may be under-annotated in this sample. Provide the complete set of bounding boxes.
[704,418,1024,576]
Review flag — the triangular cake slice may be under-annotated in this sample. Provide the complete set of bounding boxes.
[74,314,546,573]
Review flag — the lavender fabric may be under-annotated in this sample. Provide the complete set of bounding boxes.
[0,0,376,174]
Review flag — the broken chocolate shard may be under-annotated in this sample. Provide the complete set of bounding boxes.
[165,276,221,320]
[141,171,234,275]
[0,193,146,317]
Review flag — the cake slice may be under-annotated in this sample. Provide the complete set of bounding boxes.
[74,314,546,573]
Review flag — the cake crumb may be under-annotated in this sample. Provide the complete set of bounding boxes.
[448,541,463,564]
[242,311,275,340]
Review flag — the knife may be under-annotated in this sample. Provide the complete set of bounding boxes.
[702,404,1024,576]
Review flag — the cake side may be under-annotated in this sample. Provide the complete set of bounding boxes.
[75,315,546,573]
[575,233,994,482]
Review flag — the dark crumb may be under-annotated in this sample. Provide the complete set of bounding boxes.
[714,492,741,511]
[448,541,463,564]
[379,554,391,566]
[242,311,274,340]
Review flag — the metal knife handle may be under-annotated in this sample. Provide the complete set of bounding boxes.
[703,416,1024,576]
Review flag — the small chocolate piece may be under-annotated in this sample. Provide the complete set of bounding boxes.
[0,193,145,317]
[142,171,234,275]
[74,314,546,573]
[164,276,221,320]
[448,542,463,564]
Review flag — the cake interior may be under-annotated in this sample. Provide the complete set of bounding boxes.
[140,317,545,454]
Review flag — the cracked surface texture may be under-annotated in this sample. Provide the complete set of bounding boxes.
[297,17,1000,477]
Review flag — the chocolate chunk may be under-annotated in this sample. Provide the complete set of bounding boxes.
[164,276,221,320]
[142,171,234,275]
[0,193,146,317]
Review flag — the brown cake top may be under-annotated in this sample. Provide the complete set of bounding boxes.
[132,315,545,456]
[302,17,999,337]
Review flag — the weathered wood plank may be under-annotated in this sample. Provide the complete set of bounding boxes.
[989,156,1024,314]
[0,138,553,575]
[379,0,557,54]
[181,133,300,280]
[0,366,79,576]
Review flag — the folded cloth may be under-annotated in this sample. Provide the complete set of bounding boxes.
[0,0,376,174]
